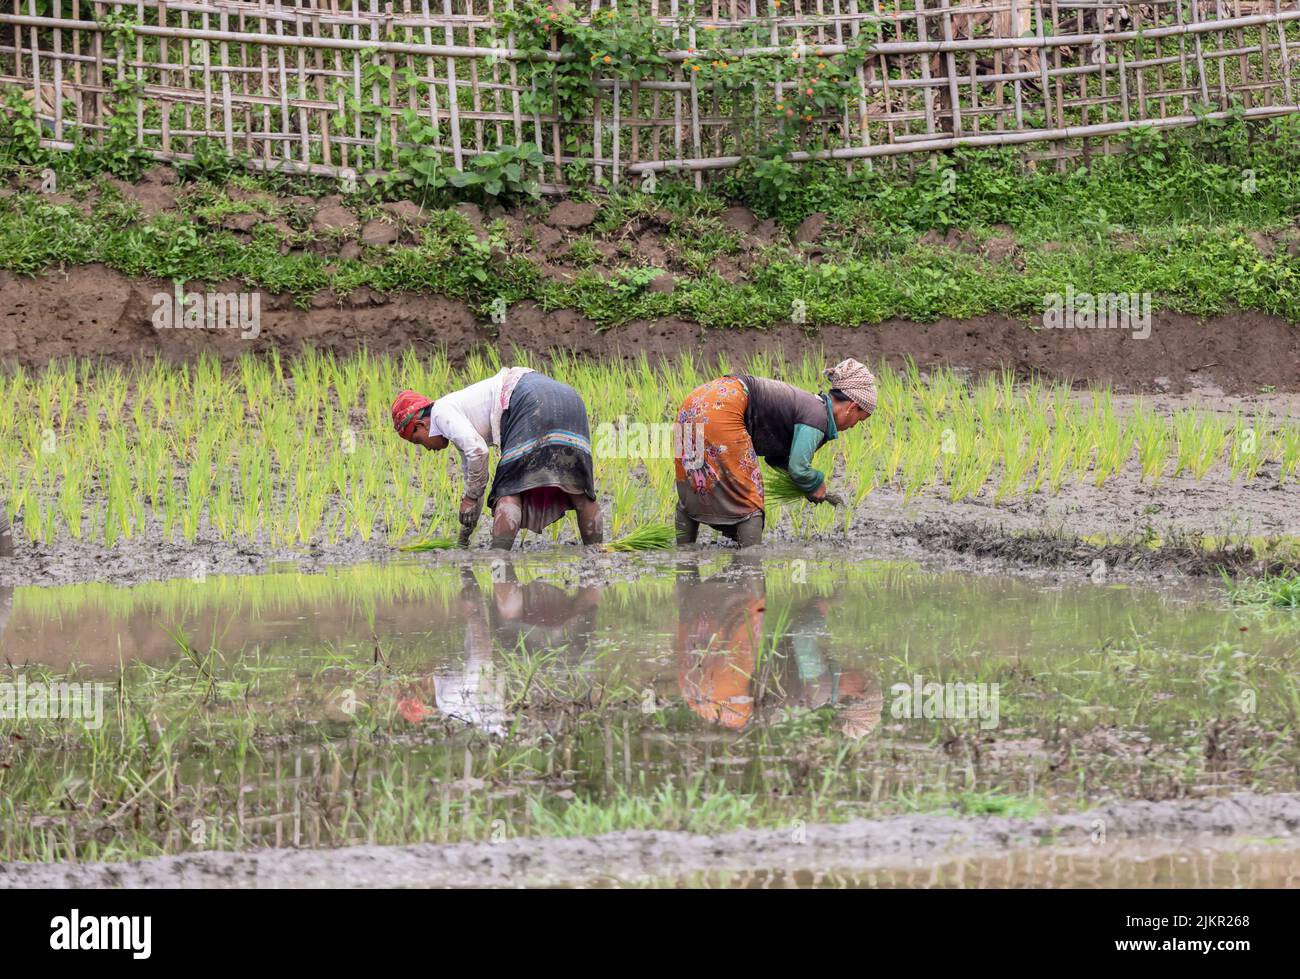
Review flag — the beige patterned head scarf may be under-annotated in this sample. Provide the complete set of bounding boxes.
[825,358,877,416]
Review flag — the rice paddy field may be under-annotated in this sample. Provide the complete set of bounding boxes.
[1,346,1300,890]
[1,348,1298,555]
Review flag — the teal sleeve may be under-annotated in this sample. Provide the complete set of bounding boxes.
[786,424,826,494]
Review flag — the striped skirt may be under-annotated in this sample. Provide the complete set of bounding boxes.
[489,372,596,533]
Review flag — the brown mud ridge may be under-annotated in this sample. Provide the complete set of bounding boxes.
[3,792,1296,888]
[2,264,1298,394]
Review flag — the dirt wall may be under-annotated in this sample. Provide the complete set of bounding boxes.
[2,265,1297,393]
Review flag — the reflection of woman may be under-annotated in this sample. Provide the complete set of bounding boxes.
[674,558,766,730]
[770,597,883,738]
[404,562,604,734]
[392,366,603,549]
[486,560,602,665]
[673,562,882,737]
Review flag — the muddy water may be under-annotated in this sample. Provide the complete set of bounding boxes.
[2,555,1297,864]
[4,554,1291,674]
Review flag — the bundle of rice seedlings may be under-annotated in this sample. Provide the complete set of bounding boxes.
[763,465,811,506]
[604,524,675,551]
[400,537,460,552]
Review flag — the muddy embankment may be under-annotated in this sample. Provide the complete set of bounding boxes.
[2,264,1299,395]
[3,792,1298,888]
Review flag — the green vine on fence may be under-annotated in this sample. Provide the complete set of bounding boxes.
[497,2,878,160]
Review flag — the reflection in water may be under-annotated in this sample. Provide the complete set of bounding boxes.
[0,504,10,651]
[631,843,1300,889]
[674,557,882,736]
[0,584,11,650]
[674,558,765,730]
[399,561,605,735]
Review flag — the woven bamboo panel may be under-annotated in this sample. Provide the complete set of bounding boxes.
[1,1,1297,191]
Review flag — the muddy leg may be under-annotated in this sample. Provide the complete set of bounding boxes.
[569,493,603,545]
[674,504,700,546]
[734,513,764,549]
[0,504,11,557]
[491,495,522,550]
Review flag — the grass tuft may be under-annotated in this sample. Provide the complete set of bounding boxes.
[1223,570,1300,608]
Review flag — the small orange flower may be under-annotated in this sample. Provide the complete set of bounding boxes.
[806,87,814,95]
[692,64,701,71]
[603,55,612,63]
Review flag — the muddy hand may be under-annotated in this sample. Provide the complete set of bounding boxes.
[458,494,482,529]
[457,525,473,548]
[821,492,845,507]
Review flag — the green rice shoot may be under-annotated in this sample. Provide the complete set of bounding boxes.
[763,466,810,506]
[604,524,675,552]
[400,536,460,552]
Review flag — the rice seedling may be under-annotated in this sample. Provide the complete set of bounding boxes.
[763,466,810,506]
[1131,406,1172,485]
[1172,408,1230,480]
[604,524,674,551]
[400,537,461,552]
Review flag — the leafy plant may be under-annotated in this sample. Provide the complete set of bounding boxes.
[447,144,545,203]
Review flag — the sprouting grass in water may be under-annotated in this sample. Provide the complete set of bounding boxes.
[527,775,759,837]
[1223,570,1300,608]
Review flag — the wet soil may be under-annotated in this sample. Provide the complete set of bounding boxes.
[2,264,1298,395]
[3,792,1297,888]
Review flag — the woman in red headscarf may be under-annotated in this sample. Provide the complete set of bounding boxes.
[392,366,602,550]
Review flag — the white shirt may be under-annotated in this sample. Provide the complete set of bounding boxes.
[429,366,533,499]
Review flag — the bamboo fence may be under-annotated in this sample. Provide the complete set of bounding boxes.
[1,0,1298,191]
